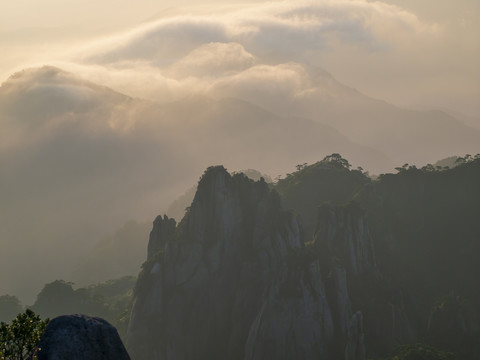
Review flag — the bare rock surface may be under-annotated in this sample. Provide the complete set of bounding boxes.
[36,314,130,360]
[126,167,403,360]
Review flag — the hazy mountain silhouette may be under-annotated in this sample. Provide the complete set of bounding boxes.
[0,66,389,301]
[210,65,480,165]
[1,66,478,302]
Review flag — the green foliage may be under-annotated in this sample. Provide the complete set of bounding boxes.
[321,153,352,169]
[363,159,480,304]
[30,277,135,341]
[167,168,272,221]
[141,249,165,271]
[31,280,95,318]
[382,343,455,360]
[0,309,49,360]
[275,153,369,240]
[396,154,480,174]
[427,294,480,359]
[86,276,136,340]
[275,155,480,359]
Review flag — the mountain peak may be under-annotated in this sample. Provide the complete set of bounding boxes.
[4,66,78,88]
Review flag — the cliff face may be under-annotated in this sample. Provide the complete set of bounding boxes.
[127,159,480,360]
[314,204,376,278]
[127,167,404,360]
[128,167,312,359]
[314,204,414,357]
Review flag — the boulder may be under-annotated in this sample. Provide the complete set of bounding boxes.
[36,314,130,360]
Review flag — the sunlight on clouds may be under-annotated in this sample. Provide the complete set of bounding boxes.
[75,0,439,67]
[1,0,478,306]
[208,63,313,103]
[45,0,445,108]
[166,42,256,79]
[2,0,476,115]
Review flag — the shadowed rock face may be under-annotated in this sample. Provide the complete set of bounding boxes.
[147,215,176,259]
[127,166,380,360]
[128,166,310,359]
[124,160,480,360]
[36,314,130,360]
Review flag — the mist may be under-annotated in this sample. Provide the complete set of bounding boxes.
[0,0,479,305]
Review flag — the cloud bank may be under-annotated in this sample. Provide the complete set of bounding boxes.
[2,1,478,116]
[1,0,479,302]
[39,0,458,111]
[84,0,436,64]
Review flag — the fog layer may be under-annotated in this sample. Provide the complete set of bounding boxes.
[0,0,478,302]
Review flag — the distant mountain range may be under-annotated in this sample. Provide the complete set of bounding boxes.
[0,65,478,302]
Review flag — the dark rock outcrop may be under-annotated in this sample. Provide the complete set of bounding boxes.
[128,166,312,359]
[147,215,176,259]
[314,203,376,278]
[127,167,376,360]
[314,203,415,356]
[36,314,130,360]
[126,159,480,359]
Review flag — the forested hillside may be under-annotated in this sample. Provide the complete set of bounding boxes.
[126,155,480,359]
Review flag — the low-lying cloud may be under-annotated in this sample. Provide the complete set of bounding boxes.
[1,0,479,303]
[43,0,445,106]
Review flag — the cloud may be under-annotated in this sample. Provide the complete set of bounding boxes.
[0,67,133,144]
[43,0,454,113]
[81,0,436,67]
[2,0,477,117]
[84,18,232,66]
[166,42,256,79]
[206,62,313,109]
[1,1,479,302]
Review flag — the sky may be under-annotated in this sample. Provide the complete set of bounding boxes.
[1,0,479,303]
[1,0,479,117]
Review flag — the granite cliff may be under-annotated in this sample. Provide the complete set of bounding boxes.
[127,166,411,360]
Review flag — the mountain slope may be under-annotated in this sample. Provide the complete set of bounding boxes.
[127,167,375,360]
[127,158,480,360]
[211,65,480,166]
[0,66,388,301]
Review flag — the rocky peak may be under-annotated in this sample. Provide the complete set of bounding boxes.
[127,166,309,360]
[147,215,176,259]
[127,167,374,360]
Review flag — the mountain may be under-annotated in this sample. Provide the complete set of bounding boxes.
[126,166,401,360]
[127,157,480,359]
[0,66,390,301]
[1,65,478,303]
[212,65,480,166]
[127,167,375,359]
[71,221,151,286]
[166,169,272,221]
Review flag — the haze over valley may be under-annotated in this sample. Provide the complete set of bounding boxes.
[0,4,479,356]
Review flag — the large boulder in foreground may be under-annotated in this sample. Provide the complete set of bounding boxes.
[36,314,130,360]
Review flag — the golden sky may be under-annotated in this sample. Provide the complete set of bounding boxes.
[1,0,479,303]
[1,0,479,116]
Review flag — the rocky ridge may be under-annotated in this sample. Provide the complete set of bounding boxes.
[127,166,415,360]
